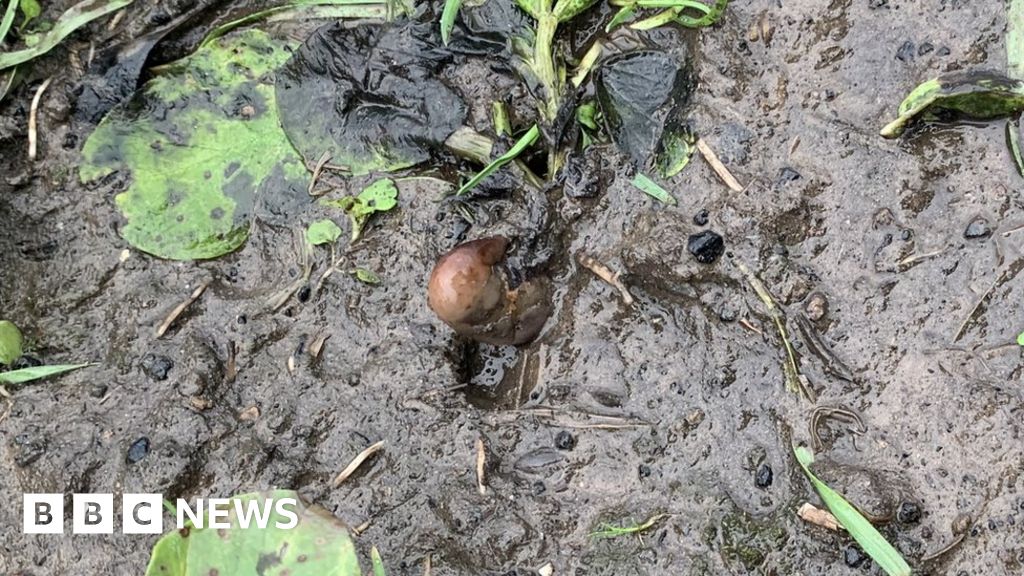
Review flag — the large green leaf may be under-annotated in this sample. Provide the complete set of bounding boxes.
[0,320,23,365]
[80,30,308,260]
[145,490,362,576]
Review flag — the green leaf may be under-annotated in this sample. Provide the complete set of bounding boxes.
[605,3,635,31]
[631,173,677,205]
[0,363,91,385]
[144,490,363,576]
[793,446,912,576]
[440,0,462,45]
[515,0,540,19]
[456,124,540,196]
[656,126,696,178]
[371,547,386,576]
[322,178,399,241]
[1017,331,1024,346]
[352,268,381,284]
[553,0,600,22]
[0,0,19,45]
[17,0,38,30]
[81,30,307,260]
[306,219,342,246]
[881,71,1024,138]
[575,101,599,131]
[0,0,133,71]
[0,320,24,365]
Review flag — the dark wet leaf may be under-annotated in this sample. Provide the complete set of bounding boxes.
[144,490,362,576]
[276,20,466,175]
[0,0,134,70]
[595,50,695,166]
[306,219,342,246]
[793,446,911,576]
[631,172,676,205]
[80,30,307,260]
[0,363,91,385]
[880,71,1024,137]
[0,320,23,365]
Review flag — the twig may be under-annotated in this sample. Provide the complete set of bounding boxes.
[156,282,209,337]
[798,502,841,531]
[578,253,634,306]
[423,554,432,576]
[734,260,814,401]
[224,341,238,384]
[307,150,333,196]
[738,317,763,336]
[309,332,330,360]
[696,138,743,192]
[28,77,52,161]
[332,440,385,487]
[352,519,372,535]
[475,438,487,495]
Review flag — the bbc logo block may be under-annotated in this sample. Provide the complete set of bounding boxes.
[24,493,164,534]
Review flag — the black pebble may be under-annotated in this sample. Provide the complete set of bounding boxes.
[141,354,173,381]
[638,464,652,479]
[127,437,150,464]
[896,40,916,62]
[688,231,725,264]
[11,355,42,369]
[693,209,709,226]
[918,42,935,56]
[297,285,311,302]
[964,218,992,239]
[897,501,923,524]
[532,481,546,495]
[843,544,866,567]
[555,430,576,450]
[755,463,773,488]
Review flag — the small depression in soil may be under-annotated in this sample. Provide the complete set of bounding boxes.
[1,0,1023,574]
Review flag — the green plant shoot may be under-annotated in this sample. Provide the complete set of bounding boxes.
[457,124,540,196]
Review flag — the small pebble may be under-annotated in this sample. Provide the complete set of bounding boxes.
[126,437,150,464]
[937,46,951,56]
[897,501,923,524]
[804,292,829,321]
[693,209,709,226]
[688,231,725,264]
[918,42,935,56]
[964,218,992,239]
[89,384,108,398]
[141,354,173,381]
[777,167,801,184]
[554,430,576,451]
[638,464,652,478]
[843,544,866,567]
[896,40,916,62]
[755,463,773,488]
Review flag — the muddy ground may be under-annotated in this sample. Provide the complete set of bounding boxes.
[2,0,1023,574]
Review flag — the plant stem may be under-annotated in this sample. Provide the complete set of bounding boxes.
[535,13,560,121]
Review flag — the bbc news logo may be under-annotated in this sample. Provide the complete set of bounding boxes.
[23,494,299,534]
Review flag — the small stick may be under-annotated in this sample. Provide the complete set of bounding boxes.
[798,502,841,531]
[28,78,53,161]
[309,333,331,360]
[224,341,238,384]
[578,253,634,306]
[307,150,333,196]
[156,282,209,337]
[738,317,764,336]
[352,519,372,535]
[423,554,432,576]
[696,138,743,192]
[332,440,385,487]
[475,438,487,495]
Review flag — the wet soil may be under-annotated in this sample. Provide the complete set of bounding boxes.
[2,0,1024,574]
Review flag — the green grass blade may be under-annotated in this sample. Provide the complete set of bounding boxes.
[0,0,133,71]
[0,363,92,385]
[793,446,912,576]
[456,124,540,196]
[201,0,387,47]
[0,0,19,45]
[440,0,462,45]
[371,546,387,576]
[605,3,635,32]
[1010,0,1024,80]
[631,173,677,205]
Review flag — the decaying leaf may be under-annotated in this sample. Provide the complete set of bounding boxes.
[145,490,362,576]
[81,30,308,260]
[276,20,466,175]
[881,70,1024,138]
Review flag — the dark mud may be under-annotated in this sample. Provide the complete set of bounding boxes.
[2,0,1024,574]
